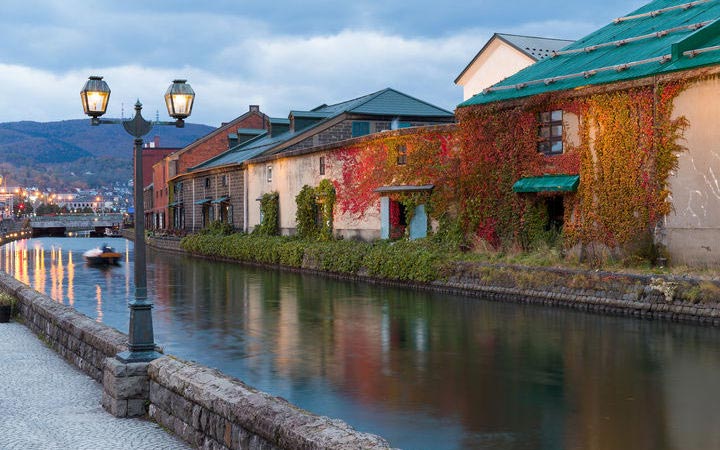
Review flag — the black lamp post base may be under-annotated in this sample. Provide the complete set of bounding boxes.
[116,350,163,364]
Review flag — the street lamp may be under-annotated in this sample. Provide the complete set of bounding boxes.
[80,75,195,363]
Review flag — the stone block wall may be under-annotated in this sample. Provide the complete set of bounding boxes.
[436,262,720,325]
[0,272,127,382]
[148,357,392,450]
[147,235,184,253]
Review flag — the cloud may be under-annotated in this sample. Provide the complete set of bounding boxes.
[0,30,484,125]
[0,0,649,125]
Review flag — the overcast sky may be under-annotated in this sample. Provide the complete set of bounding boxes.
[0,0,648,126]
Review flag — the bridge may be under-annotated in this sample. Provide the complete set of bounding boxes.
[29,213,124,237]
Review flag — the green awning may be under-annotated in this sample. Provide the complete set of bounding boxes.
[211,196,229,204]
[512,175,579,193]
[194,198,211,205]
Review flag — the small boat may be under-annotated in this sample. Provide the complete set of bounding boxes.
[104,227,121,237]
[83,244,121,266]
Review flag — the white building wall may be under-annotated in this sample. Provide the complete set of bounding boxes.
[247,151,381,240]
[457,39,535,101]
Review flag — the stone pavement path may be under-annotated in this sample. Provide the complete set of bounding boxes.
[0,322,190,450]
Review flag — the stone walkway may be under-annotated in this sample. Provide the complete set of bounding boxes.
[0,322,190,450]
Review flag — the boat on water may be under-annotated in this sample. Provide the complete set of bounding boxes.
[104,227,121,237]
[83,244,121,266]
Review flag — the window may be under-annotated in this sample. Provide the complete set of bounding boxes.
[391,118,412,130]
[538,110,563,155]
[351,121,370,137]
[267,165,273,183]
[319,156,326,175]
[204,177,211,188]
[222,175,228,187]
[397,145,407,166]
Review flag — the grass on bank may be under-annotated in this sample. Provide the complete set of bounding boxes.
[180,224,709,284]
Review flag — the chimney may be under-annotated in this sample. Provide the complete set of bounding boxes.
[249,105,260,113]
[154,136,161,148]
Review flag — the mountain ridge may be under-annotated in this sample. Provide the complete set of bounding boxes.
[0,118,215,189]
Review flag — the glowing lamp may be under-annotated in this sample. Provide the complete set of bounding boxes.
[80,76,111,118]
[164,79,195,122]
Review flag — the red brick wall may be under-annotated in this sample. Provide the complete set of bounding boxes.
[150,159,169,229]
[176,112,267,174]
[142,148,176,188]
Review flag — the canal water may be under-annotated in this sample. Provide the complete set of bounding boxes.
[2,237,720,450]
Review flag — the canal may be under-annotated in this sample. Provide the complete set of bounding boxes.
[2,237,720,450]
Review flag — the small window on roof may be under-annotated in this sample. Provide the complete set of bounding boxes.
[352,121,370,137]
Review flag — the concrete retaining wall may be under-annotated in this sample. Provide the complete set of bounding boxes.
[0,271,392,450]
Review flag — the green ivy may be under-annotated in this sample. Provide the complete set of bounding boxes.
[254,192,279,236]
[294,179,336,241]
[295,185,318,239]
[316,179,336,241]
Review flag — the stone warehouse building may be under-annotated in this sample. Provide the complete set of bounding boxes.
[456,0,720,266]
[146,105,269,232]
[171,88,455,234]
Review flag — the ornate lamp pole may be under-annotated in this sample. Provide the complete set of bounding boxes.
[80,76,195,363]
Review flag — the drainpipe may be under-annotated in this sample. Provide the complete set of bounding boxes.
[243,168,248,233]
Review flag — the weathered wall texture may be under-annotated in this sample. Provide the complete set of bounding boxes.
[148,357,391,450]
[179,168,245,232]
[247,147,381,240]
[665,77,720,266]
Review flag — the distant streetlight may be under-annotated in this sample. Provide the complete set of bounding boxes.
[80,75,196,363]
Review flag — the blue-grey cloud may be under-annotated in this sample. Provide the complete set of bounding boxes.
[0,0,648,125]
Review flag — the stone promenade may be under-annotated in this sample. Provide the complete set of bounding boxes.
[0,322,190,450]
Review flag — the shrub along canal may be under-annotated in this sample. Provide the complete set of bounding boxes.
[2,237,720,450]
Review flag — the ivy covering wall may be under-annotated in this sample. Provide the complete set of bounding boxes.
[254,192,279,236]
[334,80,689,261]
[295,179,336,240]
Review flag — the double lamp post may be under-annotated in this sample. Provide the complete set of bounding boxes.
[80,76,195,363]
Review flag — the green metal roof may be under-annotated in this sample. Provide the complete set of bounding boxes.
[315,88,454,117]
[236,128,266,135]
[190,88,454,173]
[512,175,580,193]
[460,0,720,107]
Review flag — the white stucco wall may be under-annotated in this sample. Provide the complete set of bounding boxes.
[246,151,381,240]
[664,77,720,265]
[457,38,535,101]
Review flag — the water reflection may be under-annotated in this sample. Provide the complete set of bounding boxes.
[1,237,720,450]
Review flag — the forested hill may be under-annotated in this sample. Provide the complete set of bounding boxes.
[0,119,215,189]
